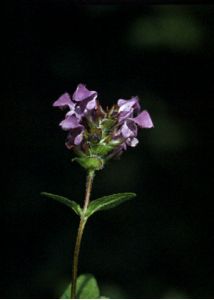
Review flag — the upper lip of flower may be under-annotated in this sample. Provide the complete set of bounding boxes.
[53,83,97,113]
[118,96,140,113]
[72,83,97,102]
[117,96,141,122]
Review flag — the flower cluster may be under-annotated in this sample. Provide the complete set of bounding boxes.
[53,84,153,170]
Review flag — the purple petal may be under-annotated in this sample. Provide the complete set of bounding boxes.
[132,110,154,128]
[118,111,133,122]
[121,122,133,138]
[86,98,97,110]
[121,120,137,138]
[65,128,84,148]
[65,109,81,120]
[59,116,82,131]
[53,93,73,109]
[74,132,83,145]
[72,83,97,102]
[118,96,140,113]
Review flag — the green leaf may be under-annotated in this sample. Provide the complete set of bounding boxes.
[61,274,100,299]
[60,285,70,299]
[41,192,82,216]
[86,193,136,218]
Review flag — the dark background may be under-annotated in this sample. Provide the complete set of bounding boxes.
[2,2,214,298]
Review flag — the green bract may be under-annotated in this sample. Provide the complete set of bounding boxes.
[91,143,115,156]
[73,156,104,171]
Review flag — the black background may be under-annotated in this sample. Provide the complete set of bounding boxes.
[2,2,214,298]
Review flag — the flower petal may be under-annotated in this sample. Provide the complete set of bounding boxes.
[132,110,154,128]
[65,128,84,148]
[118,96,140,113]
[73,83,97,102]
[74,132,83,145]
[118,110,133,122]
[59,116,82,130]
[86,98,97,110]
[121,120,137,138]
[53,93,73,109]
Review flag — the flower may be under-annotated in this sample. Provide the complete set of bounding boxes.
[118,96,140,122]
[53,83,153,170]
[65,127,84,148]
[53,83,97,124]
[72,83,97,116]
[116,97,153,150]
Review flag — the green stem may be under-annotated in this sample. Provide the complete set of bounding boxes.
[71,170,95,299]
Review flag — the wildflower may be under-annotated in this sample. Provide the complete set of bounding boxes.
[53,83,153,170]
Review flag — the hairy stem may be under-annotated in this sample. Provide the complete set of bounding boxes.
[71,170,95,299]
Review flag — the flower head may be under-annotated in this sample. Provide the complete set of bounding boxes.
[53,84,153,171]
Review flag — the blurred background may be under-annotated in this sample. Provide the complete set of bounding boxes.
[2,2,214,298]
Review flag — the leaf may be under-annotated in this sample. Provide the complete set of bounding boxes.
[86,193,136,218]
[41,192,82,216]
[60,285,71,299]
[61,274,100,299]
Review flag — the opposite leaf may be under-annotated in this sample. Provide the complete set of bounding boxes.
[86,193,136,218]
[61,274,100,299]
[41,192,82,216]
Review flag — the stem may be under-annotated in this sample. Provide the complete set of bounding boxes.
[71,170,95,299]
[71,218,86,299]
[83,171,95,215]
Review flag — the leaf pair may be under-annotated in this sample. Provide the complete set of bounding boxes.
[41,192,136,218]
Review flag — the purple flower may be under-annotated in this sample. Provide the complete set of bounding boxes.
[115,97,153,151]
[119,110,153,138]
[53,84,99,148]
[118,96,140,122]
[53,84,97,120]
[72,84,97,116]
[120,120,137,138]
[53,92,81,124]
[65,127,84,148]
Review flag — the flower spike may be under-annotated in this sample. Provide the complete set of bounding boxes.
[53,84,153,170]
